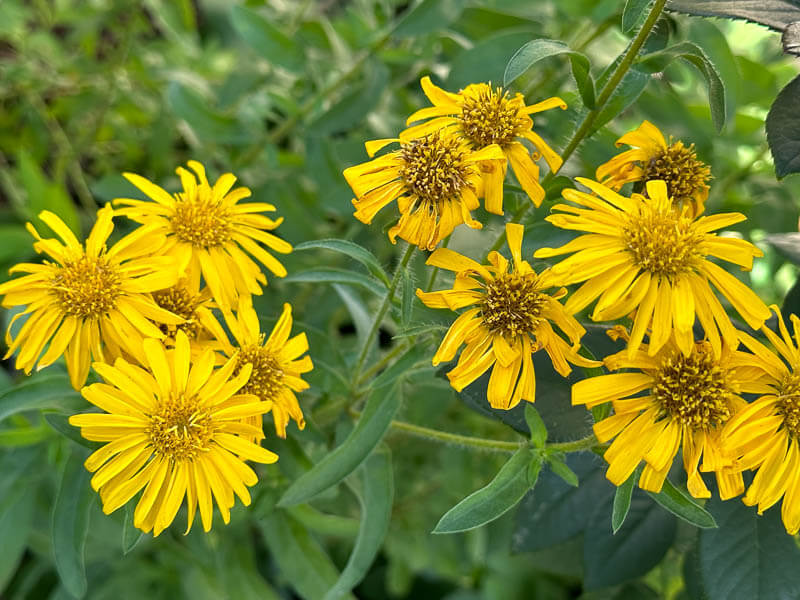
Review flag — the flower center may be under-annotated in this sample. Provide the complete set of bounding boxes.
[399,133,471,206]
[653,344,733,430]
[459,87,525,147]
[152,286,201,339]
[481,273,545,338]
[148,393,212,461]
[236,343,284,402]
[642,141,711,204]
[777,374,800,439]
[623,208,703,277]
[50,256,121,318]
[170,196,232,247]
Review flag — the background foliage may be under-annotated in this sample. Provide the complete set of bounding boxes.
[1,0,799,598]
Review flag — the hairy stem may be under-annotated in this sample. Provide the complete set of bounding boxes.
[352,243,416,380]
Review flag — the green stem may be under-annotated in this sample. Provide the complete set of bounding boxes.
[352,243,416,380]
[385,419,524,453]
[485,0,667,256]
[356,340,411,386]
[548,434,598,453]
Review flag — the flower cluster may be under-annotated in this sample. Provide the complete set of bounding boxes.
[0,161,312,535]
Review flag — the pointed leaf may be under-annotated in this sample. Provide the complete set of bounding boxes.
[293,239,390,286]
[612,468,639,533]
[0,374,82,422]
[285,268,386,296]
[433,448,539,534]
[230,5,304,71]
[122,502,144,555]
[666,0,800,32]
[394,0,467,37]
[646,477,717,528]
[623,0,653,33]
[524,404,547,448]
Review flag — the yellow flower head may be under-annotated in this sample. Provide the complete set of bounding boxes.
[115,160,292,311]
[150,276,230,355]
[0,205,182,389]
[596,120,712,216]
[573,332,766,499]
[224,299,313,439]
[535,178,769,358]
[416,223,597,409]
[69,331,277,536]
[404,77,567,211]
[343,131,505,251]
[722,306,800,534]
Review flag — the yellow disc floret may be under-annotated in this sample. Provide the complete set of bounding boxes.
[50,256,121,318]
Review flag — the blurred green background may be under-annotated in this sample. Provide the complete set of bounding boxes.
[0,1,799,598]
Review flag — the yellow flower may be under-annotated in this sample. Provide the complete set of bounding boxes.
[404,77,566,211]
[535,178,769,358]
[596,120,711,216]
[223,299,313,439]
[115,160,292,311]
[416,223,596,409]
[343,131,505,250]
[722,306,800,534]
[573,333,766,499]
[150,276,229,355]
[0,205,181,389]
[69,331,277,536]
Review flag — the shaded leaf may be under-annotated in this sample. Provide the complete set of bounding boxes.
[44,413,101,451]
[612,469,639,533]
[699,496,800,599]
[122,502,144,555]
[766,74,800,177]
[285,267,386,296]
[52,446,93,599]
[765,232,800,264]
[394,0,466,37]
[323,447,394,600]
[230,5,303,71]
[167,82,249,144]
[434,448,539,534]
[666,0,800,31]
[447,32,532,90]
[584,493,677,589]
[524,404,547,448]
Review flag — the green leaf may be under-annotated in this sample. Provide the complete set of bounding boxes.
[647,478,717,529]
[612,468,639,533]
[394,0,467,37]
[52,446,93,599]
[0,448,40,590]
[258,514,353,600]
[504,39,596,108]
[122,502,144,555]
[584,494,677,589]
[699,496,800,599]
[447,31,532,90]
[278,385,401,506]
[513,453,614,552]
[622,0,653,33]
[293,239,390,286]
[369,345,430,391]
[590,67,650,134]
[323,447,394,600]
[766,75,800,178]
[547,452,579,487]
[524,404,547,448]
[230,5,303,71]
[44,413,101,450]
[0,374,82,422]
[783,277,800,324]
[765,232,800,264]
[167,82,248,144]
[333,285,371,346]
[433,448,539,534]
[284,267,386,296]
[308,63,389,136]
[17,151,80,234]
[688,20,740,120]
[635,41,726,131]
[0,224,35,265]
[665,0,800,32]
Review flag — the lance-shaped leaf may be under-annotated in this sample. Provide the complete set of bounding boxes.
[293,239,390,287]
[666,0,800,32]
[766,74,800,178]
[285,267,387,296]
[433,448,540,534]
[647,478,717,529]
